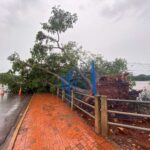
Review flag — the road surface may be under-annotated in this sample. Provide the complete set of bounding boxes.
[0,93,31,149]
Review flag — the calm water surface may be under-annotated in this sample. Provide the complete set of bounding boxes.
[133,81,150,91]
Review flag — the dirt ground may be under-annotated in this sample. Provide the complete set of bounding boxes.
[109,119,150,150]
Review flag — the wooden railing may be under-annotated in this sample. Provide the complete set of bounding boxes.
[57,88,104,135]
[56,88,150,137]
[107,98,150,132]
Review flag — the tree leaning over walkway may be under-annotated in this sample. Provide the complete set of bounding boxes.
[0,6,128,93]
[7,6,93,93]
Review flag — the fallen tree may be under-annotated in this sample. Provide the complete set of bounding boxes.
[1,6,128,94]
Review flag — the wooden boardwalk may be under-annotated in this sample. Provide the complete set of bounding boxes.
[8,94,117,150]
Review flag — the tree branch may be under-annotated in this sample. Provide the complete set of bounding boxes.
[43,32,93,90]
[56,31,60,42]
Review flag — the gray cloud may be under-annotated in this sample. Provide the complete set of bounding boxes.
[100,0,150,20]
[0,0,150,75]
[0,0,44,72]
[0,0,42,27]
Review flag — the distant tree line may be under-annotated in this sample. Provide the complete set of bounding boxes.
[133,74,150,81]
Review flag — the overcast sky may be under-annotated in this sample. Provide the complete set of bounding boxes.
[0,0,150,75]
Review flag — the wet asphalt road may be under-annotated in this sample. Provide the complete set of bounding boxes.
[0,93,31,148]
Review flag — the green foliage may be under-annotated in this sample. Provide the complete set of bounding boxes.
[96,57,127,76]
[31,43,48,62]
[82,53,127,77]
[42,6,77,33]
[0,72,20,93]
[133,74,150,81]
[50,85,56,94]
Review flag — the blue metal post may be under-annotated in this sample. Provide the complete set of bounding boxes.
[55,80,58,87]
[92,61,97,96]
[68,71,70,85]
[67,70,71,96]
[61,76,65,90]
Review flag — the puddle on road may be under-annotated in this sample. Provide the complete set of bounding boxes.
[0,93,27,131]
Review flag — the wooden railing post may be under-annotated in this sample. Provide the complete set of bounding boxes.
[57,88,59,97]
[101,95,108,137]
[62,89,65,101]
[71,90,74,110]
[95,95,101,134]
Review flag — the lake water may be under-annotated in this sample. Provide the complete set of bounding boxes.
[133,81,150,91]
[133,81,150,99]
